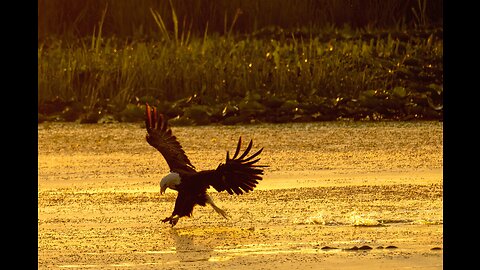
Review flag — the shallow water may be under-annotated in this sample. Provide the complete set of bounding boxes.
[38,121,443,269]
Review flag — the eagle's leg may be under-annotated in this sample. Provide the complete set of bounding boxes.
[206,195,229,219]
[162,215,180,227]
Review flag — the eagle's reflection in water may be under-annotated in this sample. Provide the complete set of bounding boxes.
[170,228,215,263]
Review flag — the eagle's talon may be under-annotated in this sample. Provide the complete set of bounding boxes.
[170,216,179,226]
[161,217,171,223]
[161,215,179,227]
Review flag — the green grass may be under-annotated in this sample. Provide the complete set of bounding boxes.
[38,0,443,123]
[38,26,443,123]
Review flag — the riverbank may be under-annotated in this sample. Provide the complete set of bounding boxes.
[38,27,442,125]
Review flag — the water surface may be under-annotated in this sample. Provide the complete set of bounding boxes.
[38,121,443,269]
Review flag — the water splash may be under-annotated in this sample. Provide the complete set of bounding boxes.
[305,213,327,225]
[294,212,340,226]
[349,212,382,227]
[412,219,443,225]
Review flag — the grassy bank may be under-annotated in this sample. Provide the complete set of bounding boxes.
[38,0,443,124]
[38,26,442,124]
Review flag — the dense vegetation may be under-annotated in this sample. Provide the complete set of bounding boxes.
[38,0,443,124]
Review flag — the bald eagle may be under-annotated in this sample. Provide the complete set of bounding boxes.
[145,104,267,226]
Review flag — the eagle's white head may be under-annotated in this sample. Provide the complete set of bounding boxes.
[160,172,181,194]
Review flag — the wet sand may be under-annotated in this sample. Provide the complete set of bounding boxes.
[38,121,443,269]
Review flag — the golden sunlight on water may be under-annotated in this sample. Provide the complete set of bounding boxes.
[38,121,442,269]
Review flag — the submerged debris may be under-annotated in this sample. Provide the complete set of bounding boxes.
[321,246,339,250]
[343,245,373,251]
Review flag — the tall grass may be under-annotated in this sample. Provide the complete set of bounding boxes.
[38,0,443,122]
[38,30,443,109]
[38,0,443,41]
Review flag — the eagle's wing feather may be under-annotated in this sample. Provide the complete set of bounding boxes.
[199,137,267,195]
[145,104,196,173]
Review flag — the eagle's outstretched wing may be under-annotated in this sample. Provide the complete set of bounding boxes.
[145,104,196,173]
[199,137,267,195]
